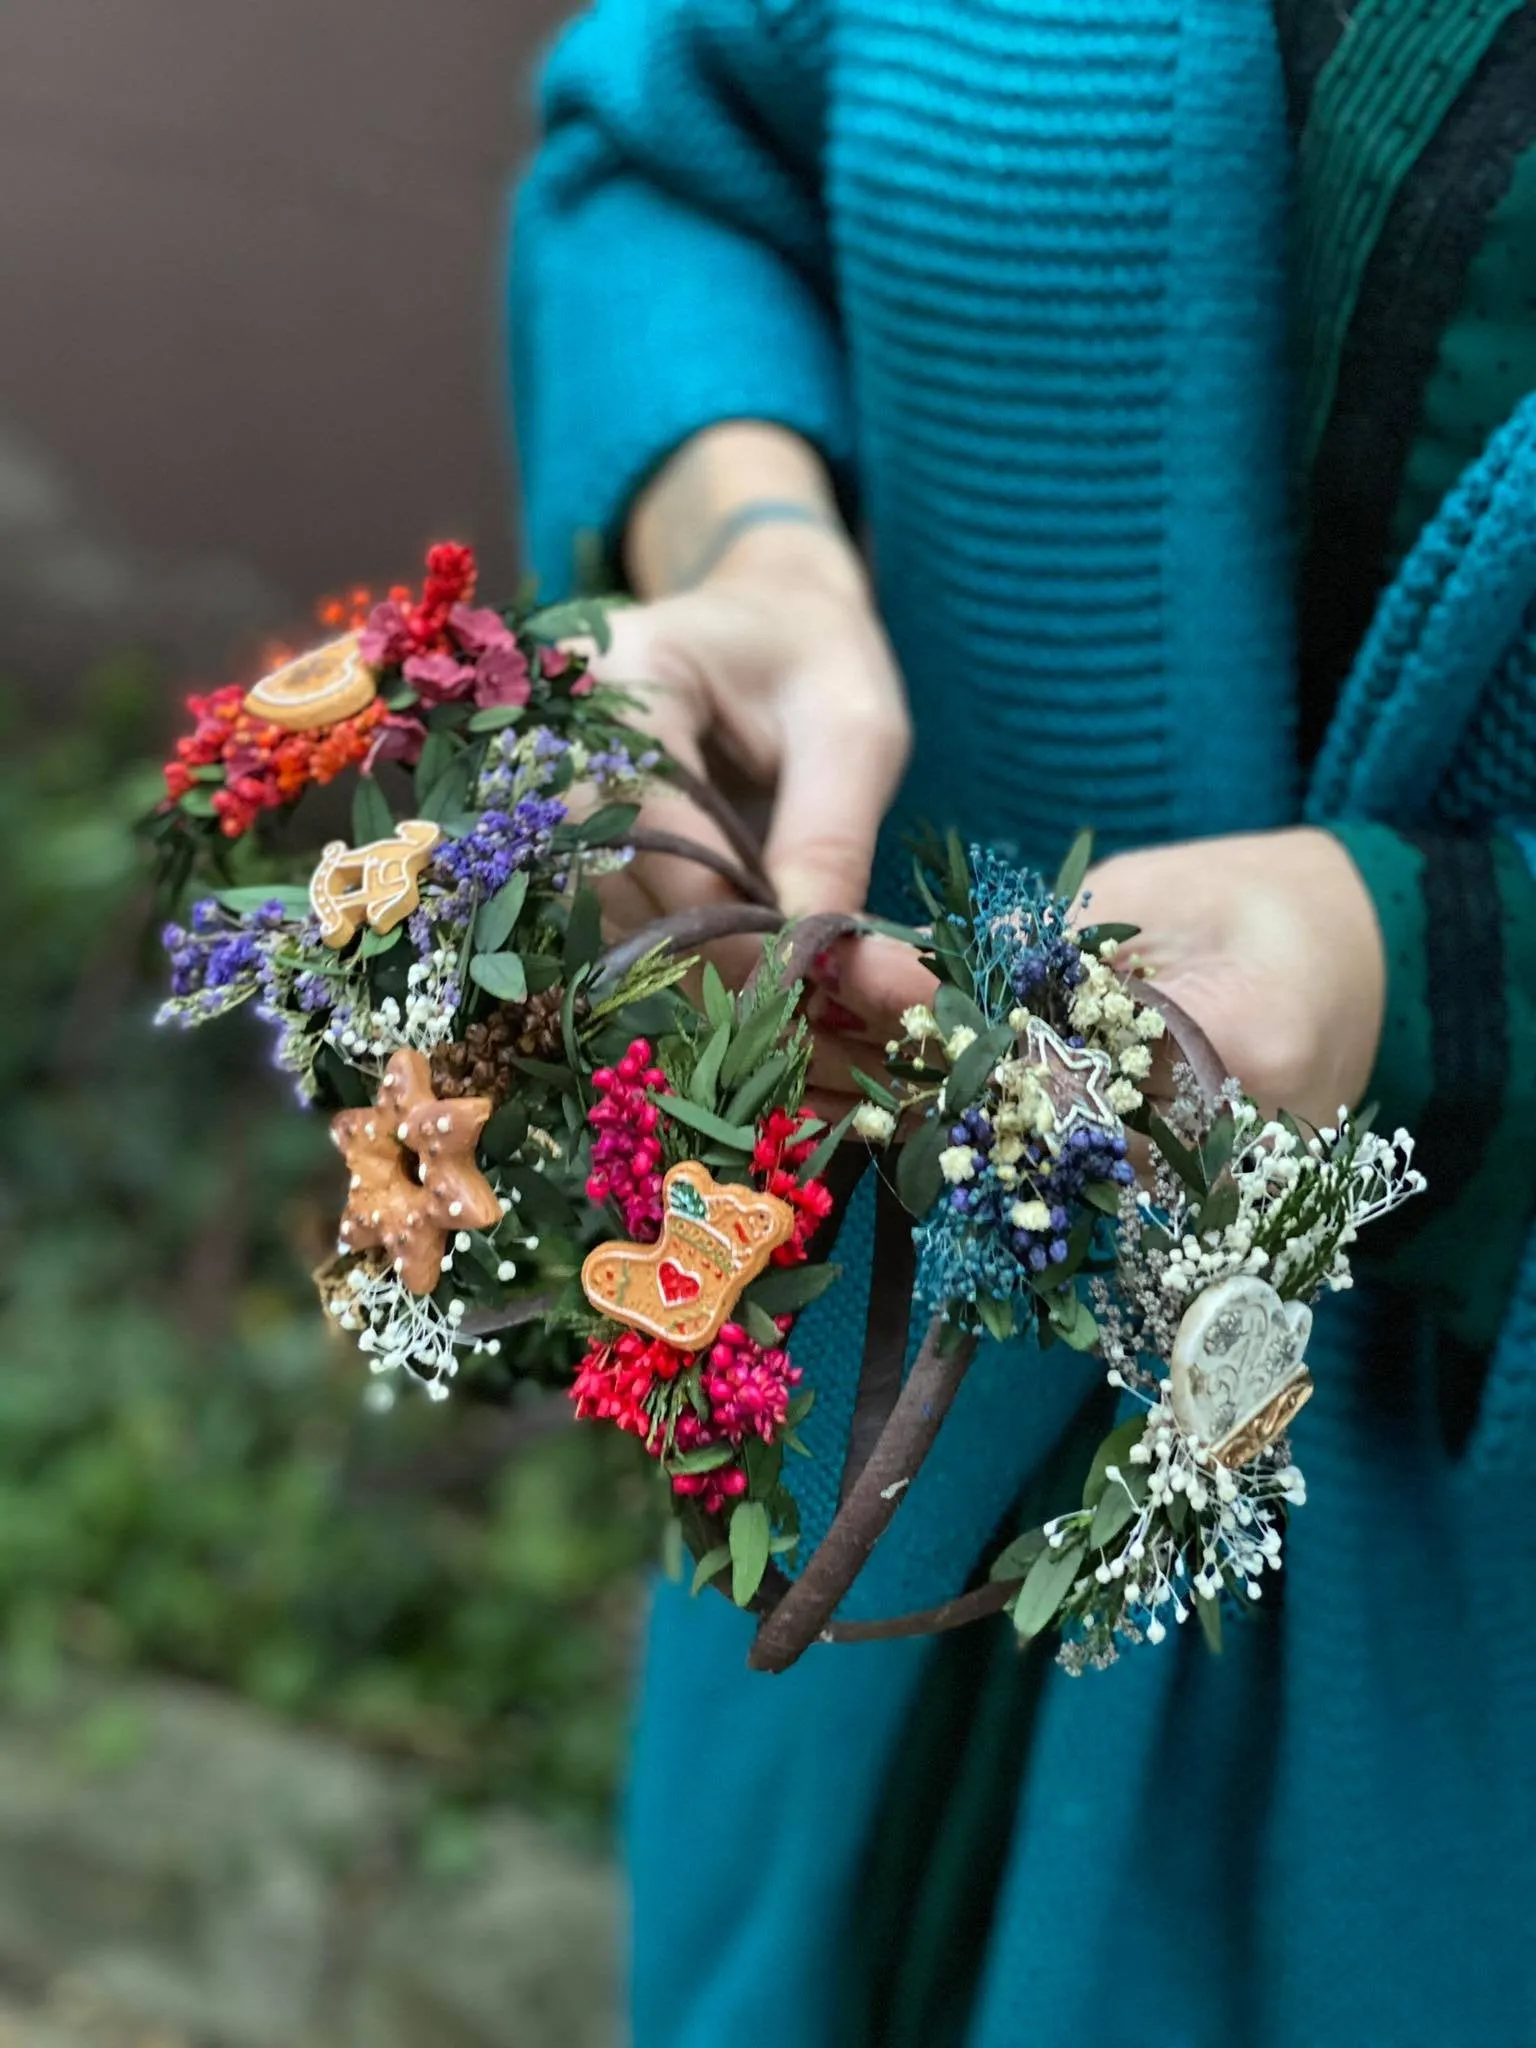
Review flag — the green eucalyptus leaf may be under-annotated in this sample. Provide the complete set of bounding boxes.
[742,1301,782,1347]
[668,1443,737,1476]
[1082,1180,1124,1217]
[465,704,525,734]
[743,1435,782,1499]
[719,990,796,1089]
[568,802,640,848]
[976,1294,1016,1344]
[723,1051,792,1130]
[177,788,218,819]
[1011,1535,1087,1642]
[896,1115,947,1218]
[798,1106,856,1182]
[1200,1109,1238,1185]
[475,871,529,954]
[743,1262,842,1317]
[688,1020,731,1109]
[479,1100,529,1160]
[418,753,476,824]
[215,885,312,916]
[1076,921,1140,953]
[849,1067,899,1113]
[702,963,732,1033]
[470,952,528,1003]
[1147,1112,1207,1194]
[1088,1472,1146,1550]
[360,924,402,960]
[690,1545,732,1597]
[1045,1287,1098,1351]
[989,1526,1048,1582]
[510,1055,577,1091]
[1082,1415,1149,1508]
[563,887,603,975]
[650,1093,757,1151]
[933,984,986,1041]
[522,953,563,994]
[413,731,456,804]
[728,1500,771,1607]
[945,1022,1014,1111]
[1196,1590,1224,1656]
[1053,828,1094,908]
[1194,1170,1240,1240]
[561,964,589,1075]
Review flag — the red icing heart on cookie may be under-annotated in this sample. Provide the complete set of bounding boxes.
[657,1259,701,1307]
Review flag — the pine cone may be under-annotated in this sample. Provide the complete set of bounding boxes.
[431,988,579,1104]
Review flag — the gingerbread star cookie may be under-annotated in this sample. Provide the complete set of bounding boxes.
[331,1049,502,1293]
[582,1161,795,1350]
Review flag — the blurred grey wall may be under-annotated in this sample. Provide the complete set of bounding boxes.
[0,0,572,697]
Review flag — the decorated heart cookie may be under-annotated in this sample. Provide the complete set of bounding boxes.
[1170,1274,1314,1467]
[243,631,379,732]
[310,819,442,949]
[581,1161,796,1349]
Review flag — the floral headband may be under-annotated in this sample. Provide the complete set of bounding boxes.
[147,544,1423,1676]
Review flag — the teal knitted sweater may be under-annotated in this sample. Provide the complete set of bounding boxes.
[513,3,1536,2043]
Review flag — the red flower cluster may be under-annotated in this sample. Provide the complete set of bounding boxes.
[752,1109,835,1266]
[569,1327,686,1441]
[586,1039,668,1241]
[358,541,531,766]
[162,684,385,838]
[570,1320,799,1517]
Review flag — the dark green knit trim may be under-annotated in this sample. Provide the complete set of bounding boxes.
[1294,0,1525,473]
[1270,0,1352,137]
[1329,822,1536,1355]
[1389,142,1536,565]
[1295,9,1536,762]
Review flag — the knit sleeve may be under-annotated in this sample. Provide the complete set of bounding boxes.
[510,0,853,597]
[1326,821,1536,1352]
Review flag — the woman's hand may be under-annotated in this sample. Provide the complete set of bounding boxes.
[1081,827,1387,1128]
[579,423,911,1035]
[827,826,1386,1129]
[589,519,910,954]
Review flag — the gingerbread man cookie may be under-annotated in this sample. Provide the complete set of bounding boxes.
[331,1049,502,1293]
[582,1161,795,1350]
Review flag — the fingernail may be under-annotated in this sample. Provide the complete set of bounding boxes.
[816,997,868,1035]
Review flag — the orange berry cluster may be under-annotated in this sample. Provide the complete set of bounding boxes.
[163,683,386,838]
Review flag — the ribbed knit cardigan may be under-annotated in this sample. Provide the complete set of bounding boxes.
[512,4,1536,2042]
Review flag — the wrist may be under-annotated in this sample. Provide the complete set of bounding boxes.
[699,507,870,607]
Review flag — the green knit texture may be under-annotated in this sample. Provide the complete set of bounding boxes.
[1331,821,1536,1349]
[1390,145,1536,566]
[1293,0,1524,468]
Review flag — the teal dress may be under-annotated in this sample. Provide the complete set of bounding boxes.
[512,2,1536,2041]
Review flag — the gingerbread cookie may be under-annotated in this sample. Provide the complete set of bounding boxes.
[310,818,441,949]
[582,1161,795,1349]
[331,1048,502,1293]
[243,631,379,731]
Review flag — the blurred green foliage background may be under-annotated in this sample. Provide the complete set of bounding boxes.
[0,666,656,1839]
